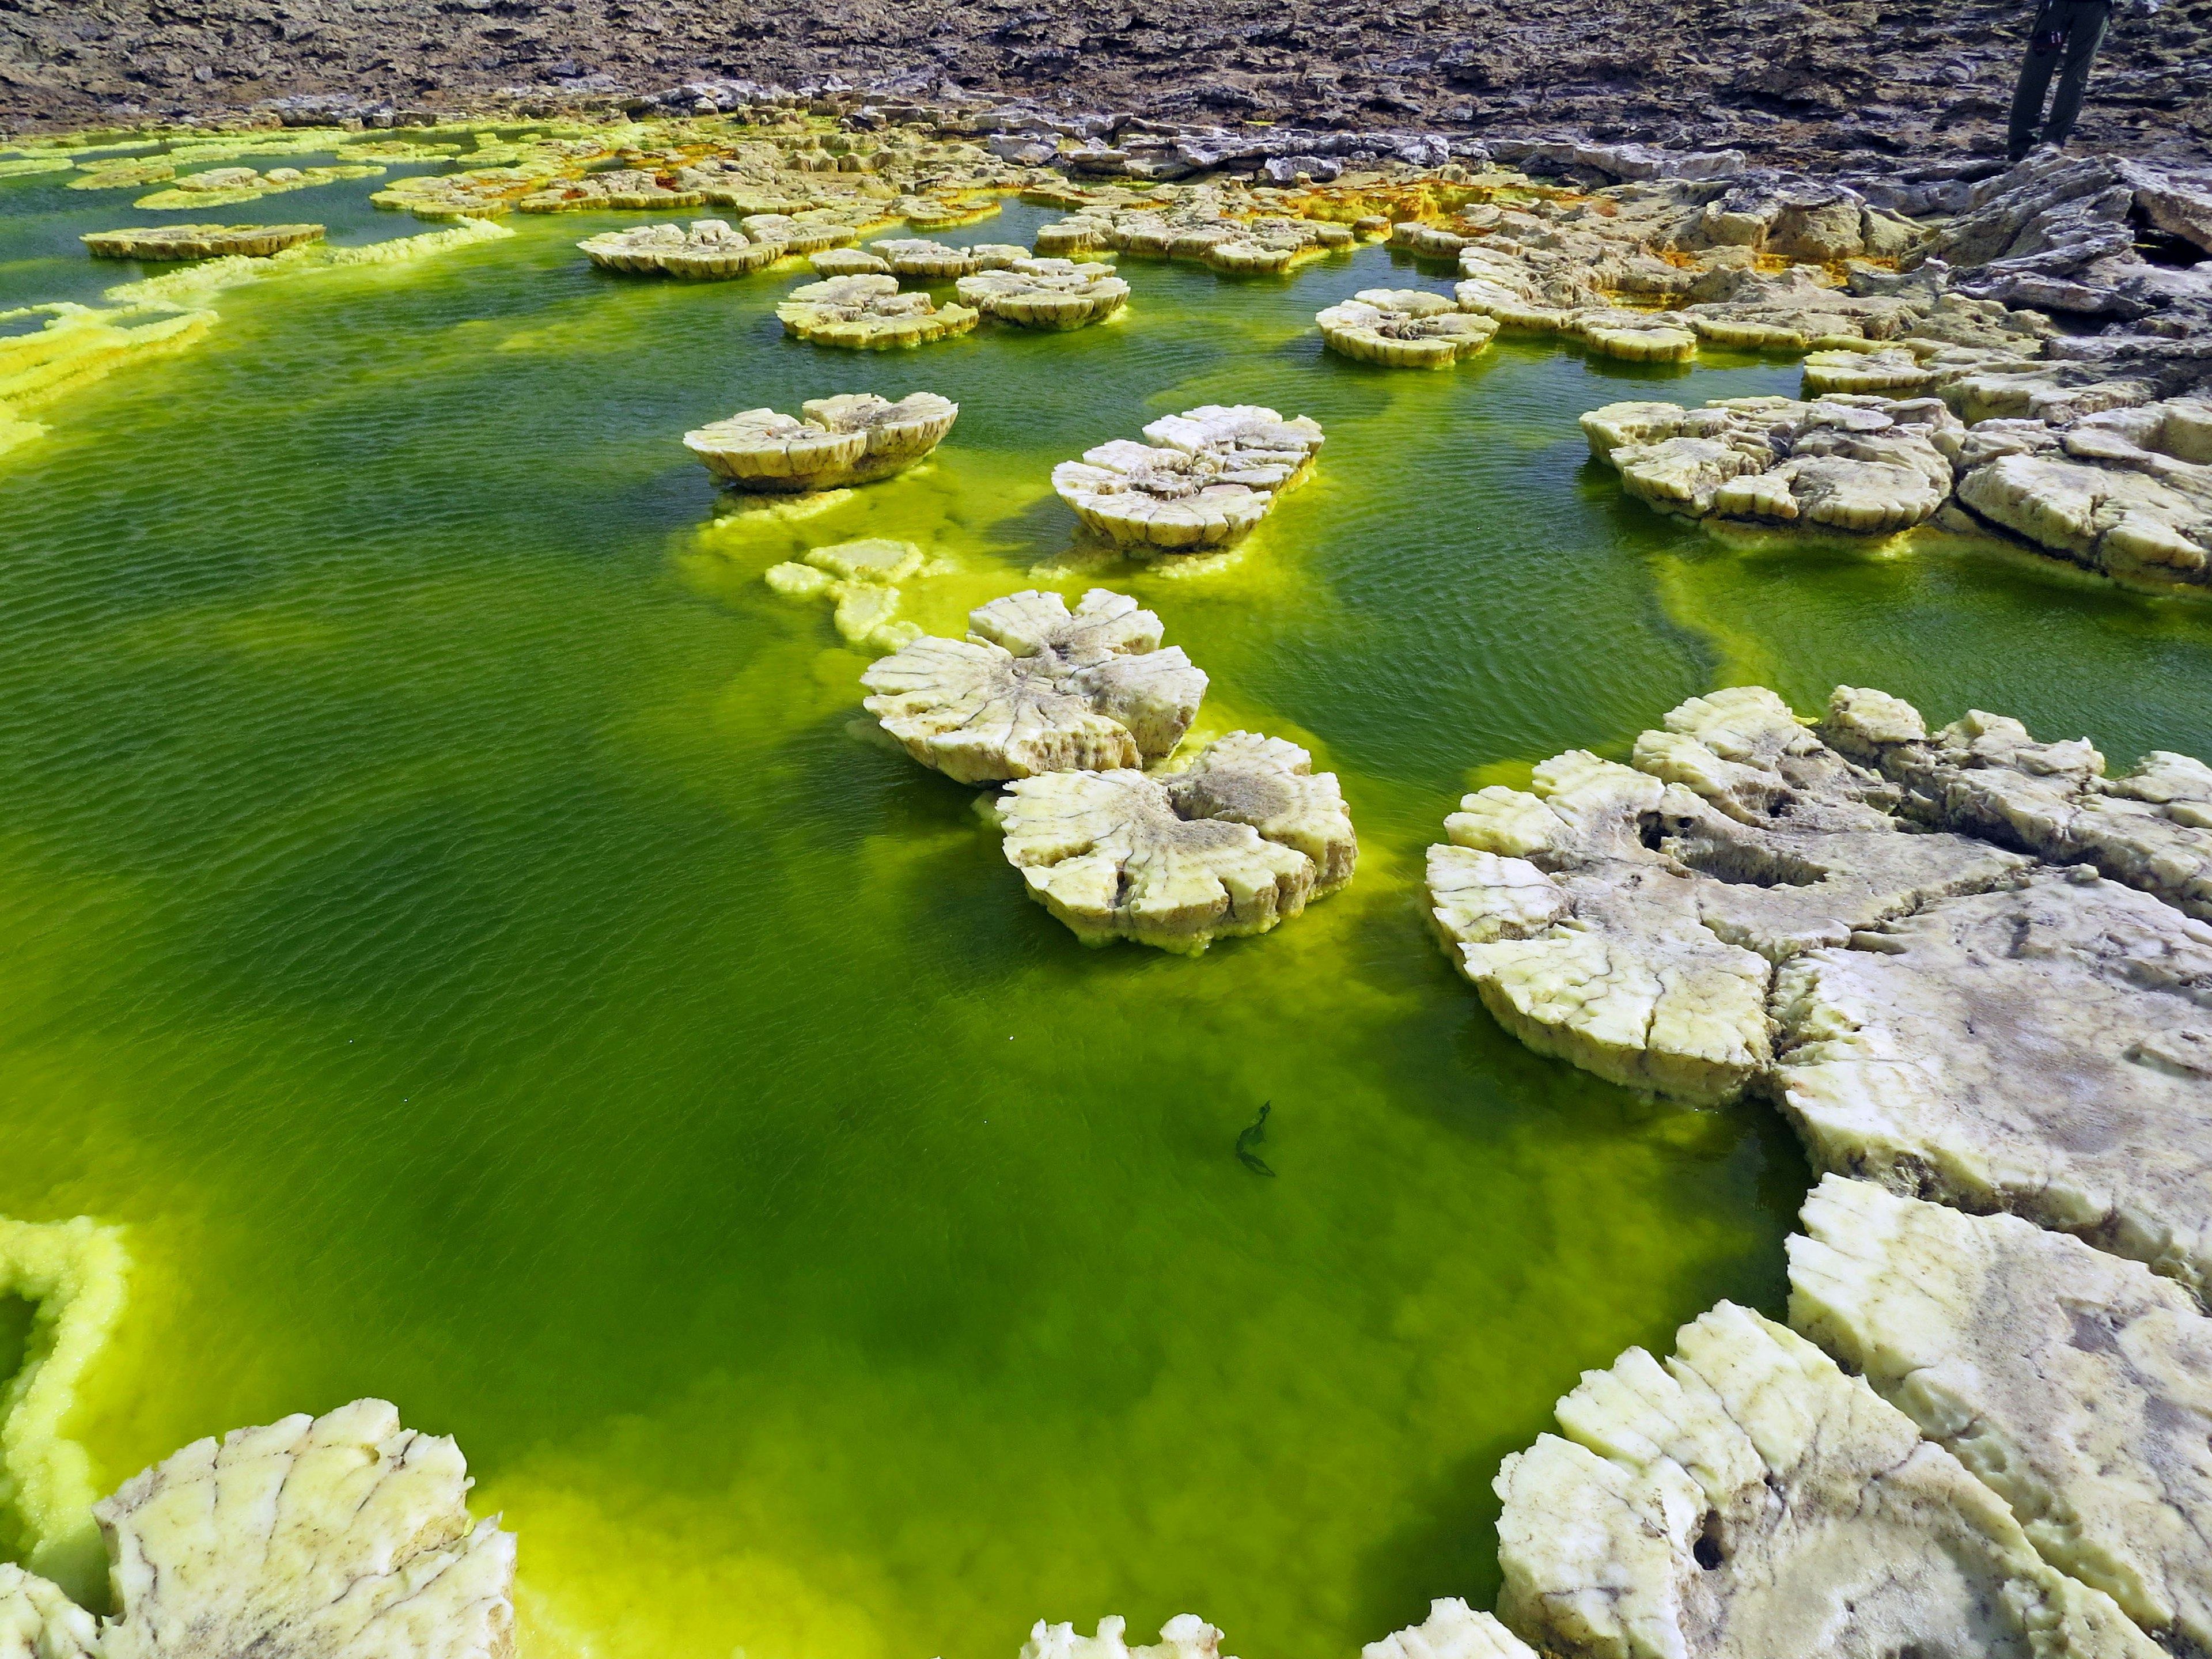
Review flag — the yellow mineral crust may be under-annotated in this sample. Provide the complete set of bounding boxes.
[862,588,1206,785]
[775,275,980,350]
[684,392,958,490]
[0,1218,128,1596]
[81,224,325,261]
[1495,1301,2160,1659]
[131,165,380,210]
[1317,289,1497,368]
[998,729,1354,953]
[94,1399,514,1659]
[0,306,213,460]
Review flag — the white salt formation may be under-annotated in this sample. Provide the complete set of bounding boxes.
[775,274,980,349]
[1495,1301,2160,1659]
[1790,1176,2212,1657]
[862,588,1206,784]
[92,1399,514,1659]
[81,224,324,260]
[685,392,958,490]
[1021,1615,1238,1659]
[1317,289,1498,368]
[1363,1600,1535,1659]
[0,1566,97,1659]
[764,537,930,653]
[999,732,1355,952]
[578,218,790,276]
[955,259,1130,328]
[869,237,1028,276]
[1052,404,1324,551]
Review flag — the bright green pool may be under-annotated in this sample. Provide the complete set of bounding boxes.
[4,163,2211,1659]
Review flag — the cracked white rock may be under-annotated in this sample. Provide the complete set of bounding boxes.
[1790,1175,2212,1657]
[861,588,1206,784]
[1495,1300,2161,1659]
[869,237,1028,277]
[578,218,787,276]
[1426,687,2023,1104]
[684,392,957,490]
[0,1566,97,1659]
[1771,867,2212,1302]
[775,274,980,349]
[93,1398,514,1659]
[1363,1600,1536,1659]
[955,259,1129,328]
[1317,289,1498,368]
[998,730,1352,952]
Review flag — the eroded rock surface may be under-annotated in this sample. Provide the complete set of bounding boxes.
[955,258,1129,327]
[775,274,980,349]
[998,730,1353,951]
[81,224,325,260]
[862,588,1206,783]
[1584,395,1962,533]
[1318,289,1498,367]
[1363,1600,1535,1659]
[94,1399,514,1659]
[1495,1301,2160,1659]
[579,217,789,275]
[1052,404,1323,552]
[684,391,957,489]
[0,1566,97,1659]
[1790,1175,2212,1656]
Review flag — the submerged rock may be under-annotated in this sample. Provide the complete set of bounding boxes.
[94,1399,514,1659]
[775,274,981,349]
[764,536,930,653]
[0,1218,128,1600]
[1495,1301,2159,1659]
[955,258,1130,328]
[684,392,959,490]
[80,224,324,260]
[1052,404,1323,552]
[579,218,789,276]
[1317,289,1498,368]
[861,588,1206,783]
[1790,1175,2212,1656]
[998,730,1354,952]
[1583,395,1962,534]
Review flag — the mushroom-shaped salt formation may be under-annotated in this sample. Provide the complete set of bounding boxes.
[775,275,980,350]
[1790,1176,2212,1656]
[738,214,859,255]
[869,238,1029,278]
[1497,1301,2159,1659]
[1052,405,1325,552]
[578,219,787,277]
[685,392,959,491]
[1571,308,1699,362]
[861,588,1206,785]
[1317,289,1498,368]
[998,731,1356,953]
[81,224,326,261]
[89,1399,515,1659]
[955,259,1130,329]
[809,247,891,277]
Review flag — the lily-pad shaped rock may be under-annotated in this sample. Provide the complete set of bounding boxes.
[1791,1175,2212,1655]
[809,247,892,277]
[81,224,325,261]
[956,259,1130,328]
[685,392,959,491]
[998,730,1355,953]
[90,1398,514,1659]
[776,275,980,350]
[1141,404,1326,491]
[1496,1301,2160,1659]
[1573,308,1699,362]
[739,214,860,255]
[870,238,1029,277]
[861,588,1206,785]
[579,219,787,277]
[1317,289,1498,368]
[1052,442,1270,552]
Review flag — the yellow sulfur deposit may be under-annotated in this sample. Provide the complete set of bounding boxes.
[131,164,382,211]
[0,305,214,459]
[0,1217,128,1601]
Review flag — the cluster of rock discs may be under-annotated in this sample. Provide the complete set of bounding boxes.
[1036,192,1363,276]
[859,588,1355,953]
[1050,404,1325,553]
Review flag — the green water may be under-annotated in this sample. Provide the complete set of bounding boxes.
[3,171,2211,1659]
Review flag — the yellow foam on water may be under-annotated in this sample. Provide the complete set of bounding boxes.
[0,1217,128,1600]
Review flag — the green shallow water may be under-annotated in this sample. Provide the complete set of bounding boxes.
[3,173,2212,1658]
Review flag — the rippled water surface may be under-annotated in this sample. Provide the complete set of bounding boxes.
[5,169,2212,1659]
